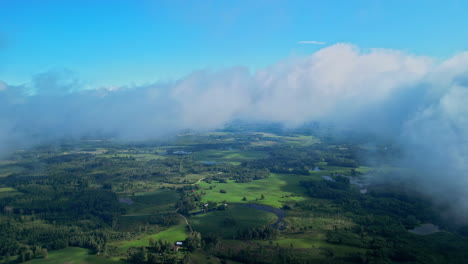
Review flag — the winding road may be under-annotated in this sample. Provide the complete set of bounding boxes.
[178,213,193,233]
[192,177,205,185]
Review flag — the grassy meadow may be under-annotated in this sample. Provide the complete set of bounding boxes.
[191,206,277,238]
[192,149,269,162]
[23,247,124,264]
[198,173,316,208]
[112,224,188,251]
[122,189,179,215]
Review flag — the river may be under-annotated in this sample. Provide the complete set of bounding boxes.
[237,203,287,230]
[191,203,287,230]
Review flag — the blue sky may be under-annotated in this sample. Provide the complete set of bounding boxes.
[1,0,467,87]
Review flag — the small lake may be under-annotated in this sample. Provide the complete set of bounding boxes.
[118,197,134,205]
[342,175,367,187]
[321,175,335,181]
[322,174,369,194]
[341,175,369,193]
[409,223,440,235]
[313,166,322,171]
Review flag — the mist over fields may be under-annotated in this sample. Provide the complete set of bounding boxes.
[2,43,468,219]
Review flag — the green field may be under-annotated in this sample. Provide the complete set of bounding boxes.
[0,164,25,177]
[189,249,221,264]
[99,153,166,161]
[122,189,179,215]
[24,247,125,264]
[198,173,316,207]
[114,224,188,250]
[192,149,268,162]
[283,135,321,146]
[191,206,277,238]
[252,133,320,146]
[0,186,21,198]
[286,212,354,231]
[2,130,463,264]
[0,187,15,192]
[256,236,364,257]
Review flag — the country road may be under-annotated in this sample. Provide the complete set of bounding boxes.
[192,177,205,185]
[178,213,193,233]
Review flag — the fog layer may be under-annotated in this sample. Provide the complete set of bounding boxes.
[2,43,468,218]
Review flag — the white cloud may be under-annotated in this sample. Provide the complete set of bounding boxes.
[0,80,7,91]
[2,44,468,219]
[250,44,431,126]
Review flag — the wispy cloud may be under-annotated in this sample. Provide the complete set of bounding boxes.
[298,40,327,45]
[0,81,7,91]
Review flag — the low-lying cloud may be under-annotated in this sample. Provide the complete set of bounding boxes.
[2,43,468,220]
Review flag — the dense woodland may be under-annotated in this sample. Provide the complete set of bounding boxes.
[0,127,468,263]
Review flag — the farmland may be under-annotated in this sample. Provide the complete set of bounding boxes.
[1,128,467,264]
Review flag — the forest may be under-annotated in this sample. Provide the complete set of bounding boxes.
[0,126,467,264]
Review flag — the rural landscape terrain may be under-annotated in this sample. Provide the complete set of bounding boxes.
[1,124,468,264]
[3,1,468,264]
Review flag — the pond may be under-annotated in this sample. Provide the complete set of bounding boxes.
[321,175,335,181]
[118,197,134,205]
[340,174,369,194]
[409,223,440,235]
[322,174,369,194]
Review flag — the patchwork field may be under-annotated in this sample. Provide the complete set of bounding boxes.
[2,130,462,264]
[99,153,166,161]
[192,149,269,162]
[0,187,15,192]
[122,189,179,215]
[112,224,188,250]
[256,235,364,257]
[0,164,25,177]
[198,173,316,208]
[191,206,277,238]
[0,186,21,199]
[24,247,124,264]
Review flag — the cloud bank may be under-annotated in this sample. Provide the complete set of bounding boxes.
[2,43,468,219]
